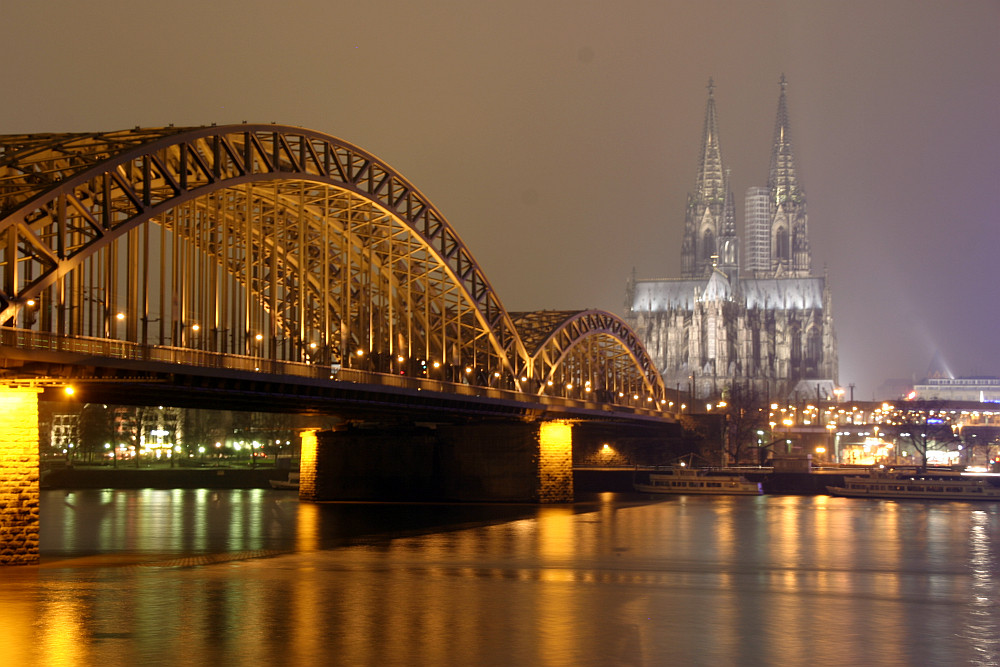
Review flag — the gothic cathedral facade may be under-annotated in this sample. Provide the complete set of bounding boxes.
[625,78,838,400]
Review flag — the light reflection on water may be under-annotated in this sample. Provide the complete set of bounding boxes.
[2,490,999,666]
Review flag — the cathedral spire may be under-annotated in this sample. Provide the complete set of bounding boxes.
[768,74,801,205]
[683,79,737,280]
[695,77,726,204]
[765,75,811,277]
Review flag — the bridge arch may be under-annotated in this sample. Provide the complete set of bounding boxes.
[0,125,667,407]
[511,310,666,405]
[0,125,528,384]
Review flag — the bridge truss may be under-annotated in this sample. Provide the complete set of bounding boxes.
[0,125,665,408]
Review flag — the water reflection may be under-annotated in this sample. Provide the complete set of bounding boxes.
[965,510,1000,662]
[3,491,999,665]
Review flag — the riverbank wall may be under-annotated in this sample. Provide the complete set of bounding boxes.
[42,466,285,490]
[574,468,847,495]
[44,466,846,495]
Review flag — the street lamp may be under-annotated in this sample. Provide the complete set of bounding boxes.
[826,423,837,464]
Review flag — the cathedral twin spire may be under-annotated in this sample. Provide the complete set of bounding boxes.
[681,75,811,281]
[769,74,801,207]
[682,78,738,281]
[695,78,726,205]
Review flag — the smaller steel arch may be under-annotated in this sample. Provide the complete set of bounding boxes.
[511,309,666,402]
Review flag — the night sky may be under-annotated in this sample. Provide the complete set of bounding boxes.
[4,1,998,399]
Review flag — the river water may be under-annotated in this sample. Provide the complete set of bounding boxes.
[2,489,999,666]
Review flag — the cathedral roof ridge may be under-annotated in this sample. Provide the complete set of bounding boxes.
[633,276,703,285]
[739,276,825,309]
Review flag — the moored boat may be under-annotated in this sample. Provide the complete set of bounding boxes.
[827,471,1000,500]
[634,467,762,495]
[269,472,300,490]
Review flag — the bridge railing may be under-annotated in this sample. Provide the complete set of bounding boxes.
[0,327,321,378]
[0,327,666,417]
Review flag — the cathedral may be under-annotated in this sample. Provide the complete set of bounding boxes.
[625,77,838,401]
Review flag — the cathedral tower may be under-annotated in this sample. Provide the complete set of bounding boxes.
[681,79,739,282]
[766,75,810,277]
[628,77,837,404]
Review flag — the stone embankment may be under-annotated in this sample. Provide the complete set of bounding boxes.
[42,466,287,490]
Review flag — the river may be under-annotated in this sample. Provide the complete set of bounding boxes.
[2,489,999,666]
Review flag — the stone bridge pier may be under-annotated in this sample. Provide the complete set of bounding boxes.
[0,386,41,565]
[299,420,574,503]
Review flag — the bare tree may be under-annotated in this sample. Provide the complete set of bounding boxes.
[182,409,233,463]
[77,404,116,465]
[677,414,723,466]
[719,384,769,466]
[886,401,961,470]
[958,425,1000,468]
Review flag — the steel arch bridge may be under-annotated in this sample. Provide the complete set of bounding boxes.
[0,124,665,410]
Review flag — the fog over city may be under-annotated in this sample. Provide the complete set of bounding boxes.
[5,1,997,398]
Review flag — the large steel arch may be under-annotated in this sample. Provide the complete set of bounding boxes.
[0,125,528,383]
[511,310,666,405]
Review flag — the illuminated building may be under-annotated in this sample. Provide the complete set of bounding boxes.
[49,413,78,453]
[626,77,838,399]
[911,377,1000,403]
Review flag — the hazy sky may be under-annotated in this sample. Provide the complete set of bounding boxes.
[3,1,998,399]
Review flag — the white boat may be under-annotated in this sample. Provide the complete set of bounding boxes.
[634,467,762,495]
[269,472,300,490]
[827,472,1000,500]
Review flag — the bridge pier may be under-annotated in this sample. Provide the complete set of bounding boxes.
[0,386,41,565]
[299,419,574,503]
